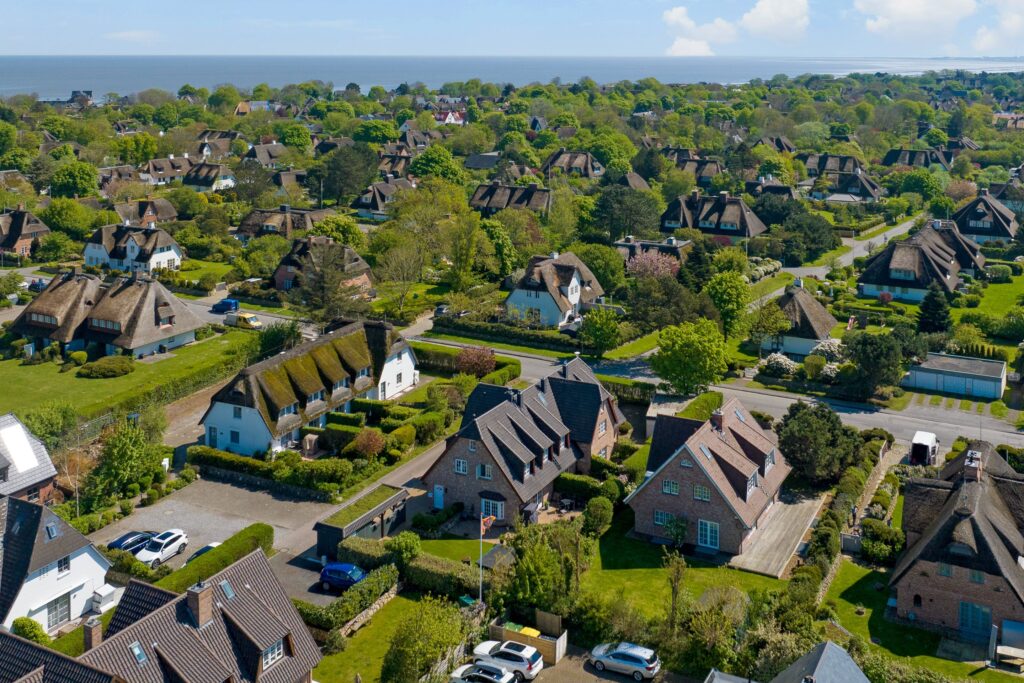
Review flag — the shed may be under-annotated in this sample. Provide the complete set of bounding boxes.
[902,352,1007,400]
[313,485,408,559]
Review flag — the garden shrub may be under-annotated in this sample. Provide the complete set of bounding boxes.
[12,617,51,644]
[337,536,394,569]
[589,455,621,479]
[68,350,87,366]
[411,502,464,533]
[582,496,613,536]
[554,472,604,501]
[155,523,274,592]
[404,551,483,599]
[599,477,624,503]
[327,411,367,427]
[762,353,798,377]
[384,531,421,568]
[293,564,399,630]
[409,411,445,444]
[322,423,362,451]
[387,424,416,453]
[78,355,135,378]
[350,398,391,421]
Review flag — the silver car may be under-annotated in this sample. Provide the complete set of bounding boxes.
[588,642,661,681]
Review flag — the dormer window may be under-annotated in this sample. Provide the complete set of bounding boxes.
[279,402,299,418]
[90,318,122,332]
[747,473,757,496]
[28,313,58,326]
[159,315,175,326]
[262,639,284,669]
[334,378,350,391]
[358,367,370,378]
[307,390,324,404]
[0,467,6,482]
[766,448,775,471]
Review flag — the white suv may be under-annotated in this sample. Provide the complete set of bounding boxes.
[135,529,188,568]
[473,641,543,681]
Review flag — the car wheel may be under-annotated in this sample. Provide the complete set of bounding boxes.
[322,581,331,591]
[151,559,161,569]
[177,543,186,555]
[633,672,644,682]
[594,661,605,672]
[514,673,524,682]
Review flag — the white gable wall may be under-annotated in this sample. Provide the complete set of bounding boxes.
[3,545,110,632]
[372,347,418,400]
[202,402,276,457]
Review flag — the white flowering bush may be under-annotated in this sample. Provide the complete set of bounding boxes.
[762,352,798,377]
[746,258,782,283]
[811,338,844,362]
[820,363,840,382]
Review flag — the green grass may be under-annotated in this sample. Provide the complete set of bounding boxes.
[49,606,117,656]
[677,391,724,420]
[605,331,660,360]
[804,244,852,267]
[314,593,424,683]
[944,397,956,409]
[420,535,495,565]
[749,272,795,300]
[929,394,943,406]
[581,511,783,618]
[883,391,914,411]
[324,485,404,528]
[959,399,974,412]
[0,331,254,417]
[180,259,233,282]
[854,222,896,241]
[396,377,442,407]
[914,393,926,405]
[235,301,300,317]
[372,282,451,317]
[726,336,759,368]
[826,560,1019,682]
[892,495,904,530]
[623,442,650,474]
[422,332,570,359]
[954,273,1024,322]
[991,401,1009,419]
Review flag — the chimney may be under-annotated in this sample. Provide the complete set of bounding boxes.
[491,179,500,186]
[83,617,102,651]
[666,236,676,245]
[690,188,700,202]
[719,190,730,200]
[709,409,724,431]
[187,581,214,627]
[280,204,291,213]
[624,235,634,243]
[182,152,188,159]
[168,154,174,159]
[964,449,983,482]
[528,183,538,190]
[549,251,559,260]
[980,188,989,196]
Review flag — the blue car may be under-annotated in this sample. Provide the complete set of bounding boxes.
[106,531,155,556]
[211,298,239,314]
[319,563,366,592]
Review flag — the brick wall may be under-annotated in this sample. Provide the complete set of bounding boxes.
[423,437,524,525]
[894,559,1024,633]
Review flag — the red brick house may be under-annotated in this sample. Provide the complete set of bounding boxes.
[272,236,372,294]
[0,413,58,505]
[891,441,1024,641]
[0,208,50,257]
[421,358,622,524]
[625,398,790,555]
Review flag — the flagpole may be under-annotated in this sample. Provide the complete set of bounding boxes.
[479,511,484,603]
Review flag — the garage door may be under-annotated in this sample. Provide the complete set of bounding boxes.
[941,374,967,395]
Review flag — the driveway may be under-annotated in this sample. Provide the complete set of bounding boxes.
[537,647,698,683]
[89,478,335,572]
[728,492,825,578]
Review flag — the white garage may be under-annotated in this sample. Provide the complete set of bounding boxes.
[902,353,1007,400]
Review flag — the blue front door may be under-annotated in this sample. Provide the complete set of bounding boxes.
[959,601,991,641]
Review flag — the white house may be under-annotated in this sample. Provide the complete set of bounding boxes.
[762,286,839,357]
[201,320,418,456]
[505,252,604,327]
[0,497,112,633]
[902,353,1007,400]
[84,225,182,273]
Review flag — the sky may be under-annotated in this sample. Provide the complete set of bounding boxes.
[2,0,1022,58]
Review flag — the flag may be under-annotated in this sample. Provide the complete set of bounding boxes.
[480,515,496,535]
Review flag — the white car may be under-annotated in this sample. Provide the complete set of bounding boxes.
[449,662,515,683]
[135,529,188,568]
[473,641,543,681]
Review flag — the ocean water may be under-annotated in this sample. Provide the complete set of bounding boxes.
[2,55,1024,99]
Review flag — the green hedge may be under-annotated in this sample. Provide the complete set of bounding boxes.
[387,424,416,452]
[432,318,578,351]
[323,423,362,451]
[350,398,391,421]
[293,564,399,631]
[554,472,604,501]
[589,455,621,480]
[337,536,394,569]
[327,411,367,427]
[410,341,522,386]
[405,551,485,599]
[412,502,464,532]
[155,523,274,593]
[595,374,656,404]
[186,446,354,497]
[409,411,446,444]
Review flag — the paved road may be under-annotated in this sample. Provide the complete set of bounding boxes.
[785,214,921,280]
[178,293,319,339]
[536,647,698,683]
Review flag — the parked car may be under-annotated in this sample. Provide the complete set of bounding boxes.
[434,304,450,317]
[225,311,262,329]
[210,298,239,313]
[27,279,47,293]
[135,529,188,568]
[106,531,155,556]
[473,641,543,681]
[588,642,661,681]
[450,662,515,683]
[319,562,366,592]
[185,541,221,564]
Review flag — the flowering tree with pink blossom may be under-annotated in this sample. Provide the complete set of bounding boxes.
[626,251,680,279]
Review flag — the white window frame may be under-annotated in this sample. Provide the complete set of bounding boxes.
[262,639,284,669]
[57,555,70,574]
[662,480,680,496]
[454,458,468,475]
[468,440,477,452]
[481,498,504,520]
[598,420,607,435]
[654,510,673,526]
[694,484,711,502]
[697,519,720,549]
[477,463,492,480]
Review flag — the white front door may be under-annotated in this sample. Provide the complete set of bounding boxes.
[433,485,444,509]
[698,519,720,550]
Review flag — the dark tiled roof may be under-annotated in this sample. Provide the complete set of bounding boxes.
[511,252,604,313]
[857,223,982,294]
[0,497,97,623]
[104,580,177,637]
[351,179,414,213]
[660,191,767,238]
[775,287,837,341]
[613,236,689,261]
[540,149,604,178]
[952,192,1019,241]
[0,210,49,251]
[882,148,954,171]
[645,414,703,472]
[796,153,862,175]
[81,551,321,683]
[0,631,116,683]
[770,641,868,683]
[469,182,551,213]
[86,226,178,263]
[0,413,57,497]
[237,207,335,240]
[112,199,178,226]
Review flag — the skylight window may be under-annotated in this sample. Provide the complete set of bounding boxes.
[734,409,745,422]
[699,444,712,459]
[130,642,148,664]
[220,579,235,600]
[45,522,57,539]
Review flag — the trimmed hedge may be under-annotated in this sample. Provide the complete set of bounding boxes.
[481,359,522,386]
[78,355,135,378]
[405,551,485,599]
[187,446,354,497]
[554,472,604,501]
[155,523,274,593]
[595,374,656,404]
[387,424,416,452]
[327,411,367,427]
[351,398,391,421]
[409,411,446,444]
[337,536,394,569]
[432,317,578,352]
[589,455,621,480]
[323,423,362,451]
[293,564,399,631]
[410,340,522,386]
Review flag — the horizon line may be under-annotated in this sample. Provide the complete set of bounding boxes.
[1,54,1023,60]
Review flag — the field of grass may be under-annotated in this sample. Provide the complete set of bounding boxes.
[422,332,570,359]
[804,244,853,267]
[420,535,495,564]
[955,273,1024,323]
[605,331,660,360]
[749,272,795,301]
[581,511,783,618]
[180,259,233,282]
[372,282,451,318]
[314,593,424,683]
[0,331,254,417]
[825,560,1019,682]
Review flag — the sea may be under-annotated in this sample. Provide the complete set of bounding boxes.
[2,55,1024,99]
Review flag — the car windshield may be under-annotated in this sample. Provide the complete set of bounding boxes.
[144,539,163,552]
[349,567,365,579]
[528,651,542,664]
[645,652,658,664]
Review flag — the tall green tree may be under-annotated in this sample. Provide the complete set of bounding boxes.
[579,308,621,358]
[747,300,792,357]
[379,596,467,683]
[705,271,750,339]
[88,421,156,501]
[49,160,97,198]
[296,242,372,323]
[310,214,366,250]
[568,242,626,294]
[408,145,466,184]
[306,143,378,204]
[651,319,728,395]
[917,282,952,333]
[592,186,661,241]
[843,330,905,399]
[777,401,859,484]
[39,198,94,240]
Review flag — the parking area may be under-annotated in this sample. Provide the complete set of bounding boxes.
[89,478,335,572]
[536,647,698,683]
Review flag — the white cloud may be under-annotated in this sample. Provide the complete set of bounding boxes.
[662,6,736,56]
[853,0,976,34]
[740,0,809,37]
[104,30,159,43]
[973,0,1024,53]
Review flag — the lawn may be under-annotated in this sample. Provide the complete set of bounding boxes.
[623,442,650,475]
[314,592,423,683]
[825,560,1019,682]
[422,332,570,359]
[804,244,852,267]
[991,401,1009,419]
[605,331,660,360]
[749,272,795,301]
[0,331,255,417]
[726,336,759,368]
[420,534,495,565]
[854,222,895,241]
[955,273,1024,322]
[892,494,904,530]
[180,259,233,282]
[677,391,723,420]
[372,282,451,317]
[581,511,784,618]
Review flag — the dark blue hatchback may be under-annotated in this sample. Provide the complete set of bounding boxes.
[319,563,366,592]
[107,531,155,556]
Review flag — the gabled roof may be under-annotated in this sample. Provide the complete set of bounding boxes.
[511,252,604,313]
[0,413,57,497]
[465,151,503,170]
[770,641,868,683]
[112,199,177,226]
[744,179,797,200]
[273,237,371,288]
[351,179,414,212]
[203,320,408,438]
[540,148,604,178]
[0,209,49,250]
[140,157,193,180]
[952,191,1019,241]
[0,497,100,623]
[81,551,321,683]
[237,206,335,240]
[245,143,287,167]
[12,273,205,351]
[469,182,551,213]
[613,235,690,261]
[104,580,177,638]
[661,190,767,238]
[796,153,862,175]
[912,352,1006,379]
[617,172,651,191]
[775,287,838,341]
[882,148,954,171]
[626,398,790,529]
[0,631,116,683]
[858,222,982,293]
[182,162,231,187]
[753,135,796,154]
[86,226,179,263]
